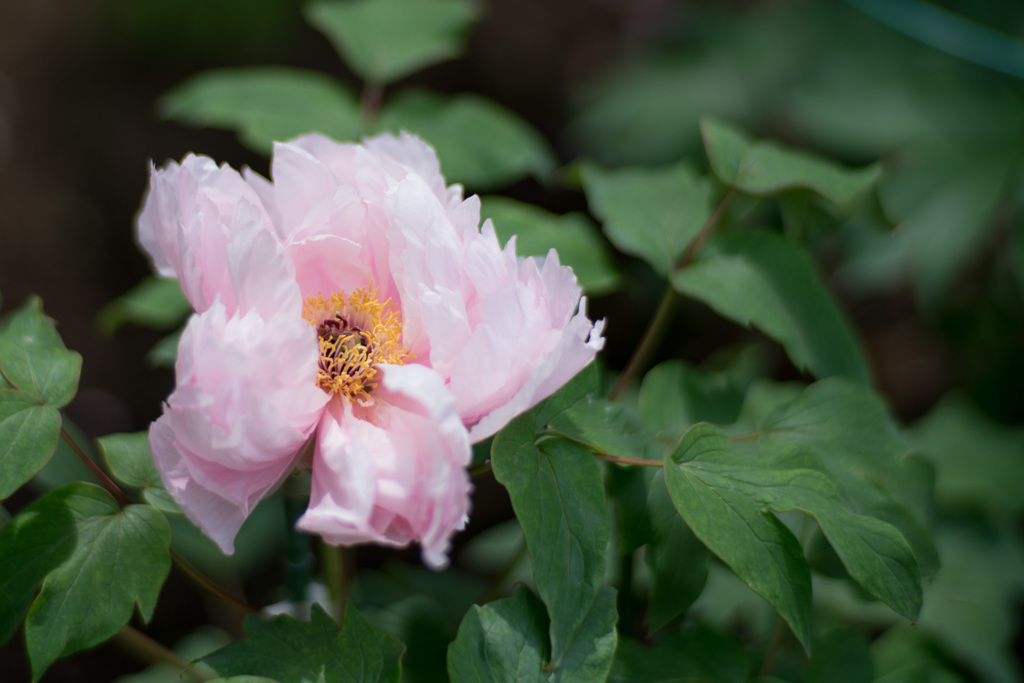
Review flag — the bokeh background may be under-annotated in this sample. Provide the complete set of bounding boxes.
[1,0,1022,681]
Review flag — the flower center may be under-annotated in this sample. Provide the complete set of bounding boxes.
[302,286,411,403]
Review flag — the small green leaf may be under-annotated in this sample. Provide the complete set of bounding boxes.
[0,483,171,680]
[480,196,621,295]
[663,424,812,650]
[376,90,555,190]
[491,402,611,668]
[701,117,880,208]
[98,276,192,335]
[204,603,404,683]
[672,232,869,385]
[159,67,361,155]
[581,162,713,277]
[99,431,181,515]
[0,296,82,407]
[305,0,479,85]
[447,586,549,682]
[644,472,709,632]
[0,391,62,500]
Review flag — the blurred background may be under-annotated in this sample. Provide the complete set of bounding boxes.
[1,0,1022,680]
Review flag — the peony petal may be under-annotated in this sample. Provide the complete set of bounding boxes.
[298,364,471,569]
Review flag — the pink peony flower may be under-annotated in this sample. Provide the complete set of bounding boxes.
[137,132,604,568]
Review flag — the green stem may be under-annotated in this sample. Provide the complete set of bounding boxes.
[171,551,260,614]
[469,461,493,478]
[607,286,678,401]
[112,625,216,682]
[593,452,663,468]
[322,542,349,621]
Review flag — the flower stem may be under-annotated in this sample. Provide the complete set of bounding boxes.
[592,452,663,468]
[608,286,678,401]
[111,625,215,682]
[360,81,384,126]
[321,542,349,621]
[60,426,132,506]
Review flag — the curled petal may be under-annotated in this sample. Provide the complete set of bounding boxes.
[298,364,472,569]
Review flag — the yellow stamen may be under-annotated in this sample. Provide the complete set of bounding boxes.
[302,286,411,403]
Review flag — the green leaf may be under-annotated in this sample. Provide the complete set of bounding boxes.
[159,67,361,155]
[0,390,62,500]
[305,0,479,85]
[204,603,404,683]
[448,585,616,683]
[0,296,82,407]
[912,394,1024,517]
[480,196,621,295]
[638,360,745,444]
[644,472,709,632]
[671,232,869,385]
[760,379,938,577]
[376,90,555,190]
[491,402,611,667]
[0,297,82,499]
[99,431,181,514]
[98,276,192,335]
[663,423,812,650]
[581,162,713,277]
[447,586,549,682]
[0,483,171,679]
[148,330,182,368]
[610,626,748,683]
[700,117,880,208]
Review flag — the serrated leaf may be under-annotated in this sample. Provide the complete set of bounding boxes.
[480,196,621,295]
[376,90,555,190]
[701,117,880,208]
[0,296,82,407]
[609,626,748,683]
[98,276,192,335]
[663,424,812,651]
[0,483,171,680]
[0,390,62,500]
[491,398,611,668]
[672,232,869,385]
[644,473,709,632]
[99,431,181,515]
[581,162,713,277]
[204,603,404,683]
[159,67,361,155]
[305,0,478,85]
[760,379,938,576]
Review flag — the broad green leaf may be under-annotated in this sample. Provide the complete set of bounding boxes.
[447,586,549,683]
[159,67,361,155]
[99,431,181,514]
[448,585,616,683]
[610,626,748,683]
[802,629,873,683]
[376,90,555,190]
[644,472,709,632]
[480,196,621,295]
[663,424,812,650]
[204,603,404,683]
[700,117,880,208]
[98,276,191,335]
[544,393,661,463]
[581,162,713,276]
[0,390,62,499]
[606,465,655,556]
[0,483,172,680]
[305,0,479,85]
[760,379,938,576]
[0,296,82,406]
[671,232,869,385]
[912,394,1024,517]
[491,403,611,667]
